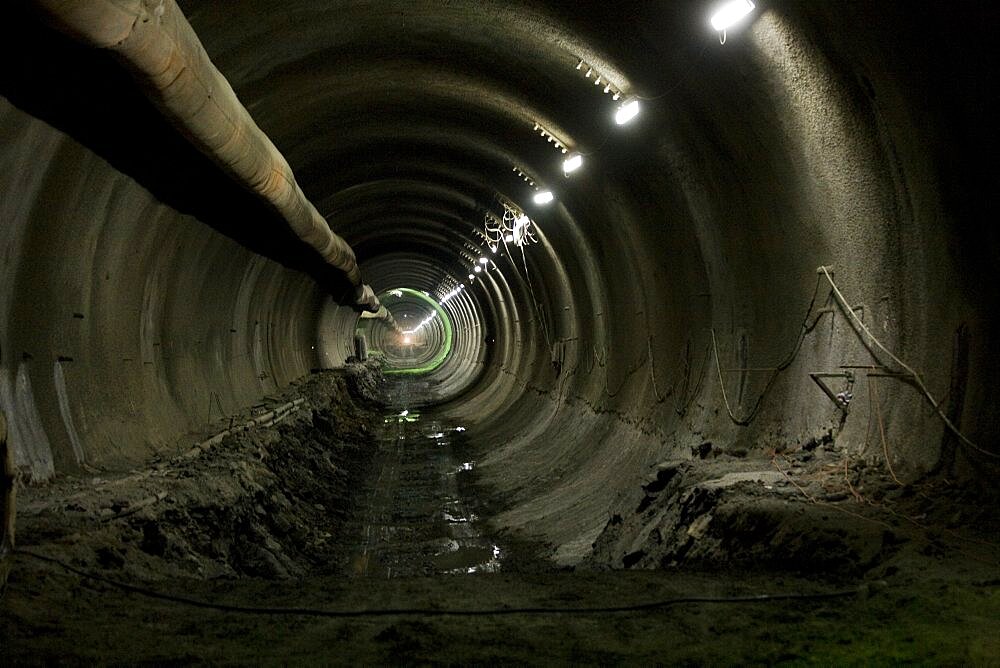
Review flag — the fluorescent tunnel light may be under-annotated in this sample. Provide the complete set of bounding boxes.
[710,0,755,31]
[615,99,640,125]
[563,154,583,174]
[533,190,554,205]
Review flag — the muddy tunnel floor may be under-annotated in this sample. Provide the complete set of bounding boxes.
[343,379,504,578]
[2,366,998,664]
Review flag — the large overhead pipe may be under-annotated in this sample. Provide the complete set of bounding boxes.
[29,0,386,314]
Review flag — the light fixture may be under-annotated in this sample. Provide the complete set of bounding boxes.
[469,273,475,280]
[474,265,482,273]
[478,257,488,264]
[504,234,514,243]
[490,245,498,253]
[615,98,640,125]
[533,190,554,205]
[563,153,583,174]
[710,0,755,31]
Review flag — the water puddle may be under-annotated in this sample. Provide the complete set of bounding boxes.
[346,387,503,578]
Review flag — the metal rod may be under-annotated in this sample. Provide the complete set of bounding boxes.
[809,371,854,413]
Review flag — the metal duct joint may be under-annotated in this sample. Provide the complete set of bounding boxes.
[30,0,383,313]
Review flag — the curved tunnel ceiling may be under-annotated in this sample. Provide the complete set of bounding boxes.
[0,0,997,561]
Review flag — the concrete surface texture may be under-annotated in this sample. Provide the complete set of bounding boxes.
[0,0,997,620]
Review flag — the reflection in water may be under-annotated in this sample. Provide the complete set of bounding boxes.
[348,392,503,578]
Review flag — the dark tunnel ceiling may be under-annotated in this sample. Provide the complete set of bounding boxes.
[7,1,995,301]
[36,0,735,295]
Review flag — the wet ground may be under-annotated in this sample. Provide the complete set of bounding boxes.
[2,370,998,664]
[343,378,502,577]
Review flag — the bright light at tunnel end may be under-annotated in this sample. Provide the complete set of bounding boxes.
[710,0,755,31]
[615,99,640,125]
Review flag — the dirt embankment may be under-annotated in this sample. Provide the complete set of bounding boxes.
[585,439,999,580]
[14,362,385,581]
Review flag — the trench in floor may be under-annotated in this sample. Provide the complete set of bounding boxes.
[343,377,504,577]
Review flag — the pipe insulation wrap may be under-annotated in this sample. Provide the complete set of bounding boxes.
[30,0,381,312]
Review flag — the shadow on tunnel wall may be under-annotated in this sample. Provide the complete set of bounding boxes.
[0,6,355,305]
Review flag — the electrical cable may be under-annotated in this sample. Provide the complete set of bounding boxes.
[647,336,666,403]
[574,42,708,162]
[818,267,999,461]
[870,376,906,486]
[636,44,710,102]
[710,274,825,426]
[13,548,859,618]
[580,131,611,157]
[519,244,554,352]
[675,339,713,417]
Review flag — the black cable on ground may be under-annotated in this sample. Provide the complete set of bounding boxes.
[14,548,858,618]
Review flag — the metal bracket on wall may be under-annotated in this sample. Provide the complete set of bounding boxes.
[838,365,913,380]
[809,371,855,413]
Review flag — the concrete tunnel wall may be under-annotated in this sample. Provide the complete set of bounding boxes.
[1,1,997,561]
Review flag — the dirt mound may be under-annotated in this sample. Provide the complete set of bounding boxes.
[14,364,384,581]
[585,443,997,579]
[343,359,385,404]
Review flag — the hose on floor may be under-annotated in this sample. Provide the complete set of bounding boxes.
[13,548,860,617]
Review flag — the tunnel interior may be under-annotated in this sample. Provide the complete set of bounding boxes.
[1,0,998,662]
